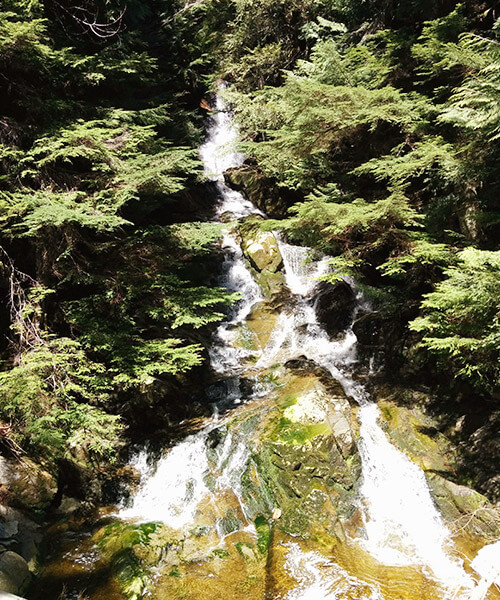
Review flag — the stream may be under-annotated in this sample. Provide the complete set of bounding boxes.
[31,91,500,600]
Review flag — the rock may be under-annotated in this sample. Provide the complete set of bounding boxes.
[0,552,30,595]
[314,281,356,338]
[426,473,500,538]
[352,311,383,347]
[0,591,28,600]
[0,457,57,516]
[377,400,454,474]
[254,270,287,300]
[58,458,101,505]
[246,302,279,349]
[235,369,360,539]
[224,164,293,218]
[0,506,40,567]
[241,227,283,273]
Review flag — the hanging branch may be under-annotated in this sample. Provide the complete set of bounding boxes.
[51,1,127,40]
[0,245,43,353]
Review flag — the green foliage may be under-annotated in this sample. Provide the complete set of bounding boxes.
[0,0,234,473]
[0,336,121,461]
[220,0,347,89]
[378,237,454,277]
[2,191,129,236]
[233,76,429,189]
[225,2,500,402]
[410,249,500,392]
[267,184,420,262]
[439,29,500,141]
[297,39,390,88]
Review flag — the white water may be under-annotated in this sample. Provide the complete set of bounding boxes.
[120,429,213,527]
[284,543,382,600]
[469,541,500,600]
[255,240,474,593]
[119,89,499,599]
[357,404,470,584]
[199,87,262,219]
[119,89,261,528]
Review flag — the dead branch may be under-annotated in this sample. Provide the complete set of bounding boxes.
[0,245,43,354]
[51,1,127,40]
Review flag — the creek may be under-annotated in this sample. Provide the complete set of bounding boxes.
[30,91,500,600]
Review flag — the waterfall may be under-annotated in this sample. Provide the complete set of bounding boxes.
[118,89,498,600]
[468,541,500,600]
[357,404,470,583]
[119,429,213,528]
[118,89,261,529]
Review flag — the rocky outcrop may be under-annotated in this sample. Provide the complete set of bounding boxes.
[236,366,361,541]
[224,165,292,218]
[376,395,500,539]
[240,220,283,273]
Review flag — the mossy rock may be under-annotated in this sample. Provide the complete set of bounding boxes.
[224,165,290,218]
[254,269,287,300]
[246,302,279,349]
[0,457,57,517]
[377,399,454,474]
[239,221,283,273]
[235,371,360,539]
[426,473,500,538]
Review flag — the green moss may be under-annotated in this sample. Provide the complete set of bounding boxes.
[254,515,271,554]
[234,541,258,561]
[276,418,330,445]
[212,549,230,559]
[97,522,160,600]
[217,510,243,536]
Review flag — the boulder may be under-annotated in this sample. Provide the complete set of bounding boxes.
[0,457,57,516]
[0,552,30,595]
[237,368,361,539]
[241,229,283,273]
[426,473,500,538]
[314,280,357,337]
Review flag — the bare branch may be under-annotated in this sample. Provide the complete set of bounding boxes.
[0,245,43,354]
[51,1,127,40]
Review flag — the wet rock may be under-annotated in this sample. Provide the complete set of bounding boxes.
[246,302,279,349]
[254,270,287,300]
[377,400,454,474]
[351,311,383,347]
[58,458,102,506]
[0,551,31,595]
[314,281,356,338]
[376,394,500,539]
[459,411,500,502]
[0,457,57,516]
[426,473,500,538]
[0,506,40,568]
[241,227,283,273]
[237,369,361,540]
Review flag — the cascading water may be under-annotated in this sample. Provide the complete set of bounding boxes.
[257,239,475,595]
[283,543,382,600]
[118,91,262,531]
[116,88,499,600]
